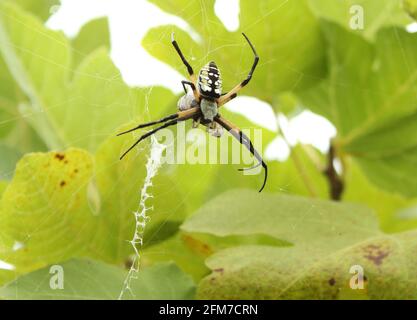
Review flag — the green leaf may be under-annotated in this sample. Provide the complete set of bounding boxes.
[278,144,329,198]
[0,149,96,272]
[343,161,417,233]
[0,2,173,153]
[182,189,417,299]
[4,0,59,21]
[144,0,326,101]
[309,0,410,39]
[142,233,210,283]
[71,17,110,69]
[54,48,174,151]
[2,113,48,155]
[0,179,7,195]
[0,136,189,272]
[0,259,196,300]
[175,107,278,197]
[343,113,417,197]
[299,22,417,196]
[0,1,69,149]
[0,0,59,141]
[143,144,331,283]
[182,190,378,247]
[0,58,18,114]
[143,106,280,211]
[403,0,417,20]
[0,144,21,179]
[88,127,188,264]
[272,92,299,115]
[0,269,15,287]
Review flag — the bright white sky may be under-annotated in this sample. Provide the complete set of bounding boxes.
[46,0,336,161]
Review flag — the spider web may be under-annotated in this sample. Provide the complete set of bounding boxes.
[118,135,166,300]
[1,0,412,300]
[110,1,324,301]
[0,0,326,293]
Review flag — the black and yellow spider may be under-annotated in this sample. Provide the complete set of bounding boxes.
[118,33,267,192]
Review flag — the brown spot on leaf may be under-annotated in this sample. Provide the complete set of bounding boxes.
[181,234,213,256]
[214,268,224,273]
[124,257,134,270]
[363,244,389,266]
[74,169,79,174]
[60,181,66,187]
[328,278,336,286]
[55,153,65,161]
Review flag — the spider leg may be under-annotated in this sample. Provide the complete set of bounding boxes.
[119,108,201,160]
[192,116,201,128]
[217,33,259,107]
[181,80,191,94]
[219,93,238,106]
[117,107,200,137]
[119,119,179,160]
[172,33,197,83]
[117,114,178,136]
[215,115,267,192]
[181,80,200,101]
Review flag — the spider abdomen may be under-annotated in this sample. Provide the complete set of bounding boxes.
[198,61,222,99]
[177,91,198,111]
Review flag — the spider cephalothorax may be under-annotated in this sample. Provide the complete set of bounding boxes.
[118,33,268,192]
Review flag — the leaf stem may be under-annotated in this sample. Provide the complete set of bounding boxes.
[323,141,344,201]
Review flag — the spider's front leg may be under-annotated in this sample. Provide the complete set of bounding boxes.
[118,107,202,159]
[172,33,200,102]
[181,80,199,102]
[217,33,259,107]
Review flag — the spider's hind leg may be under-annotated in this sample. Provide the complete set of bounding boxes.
[192,117,201,128]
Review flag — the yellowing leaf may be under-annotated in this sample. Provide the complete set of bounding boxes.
[403,0,417,20]
[0,149,96,272]
[183,189,417,299]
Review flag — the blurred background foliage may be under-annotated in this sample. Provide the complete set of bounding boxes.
[1,0,417,299]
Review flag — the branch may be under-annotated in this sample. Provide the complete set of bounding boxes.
[323,143,344,201]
